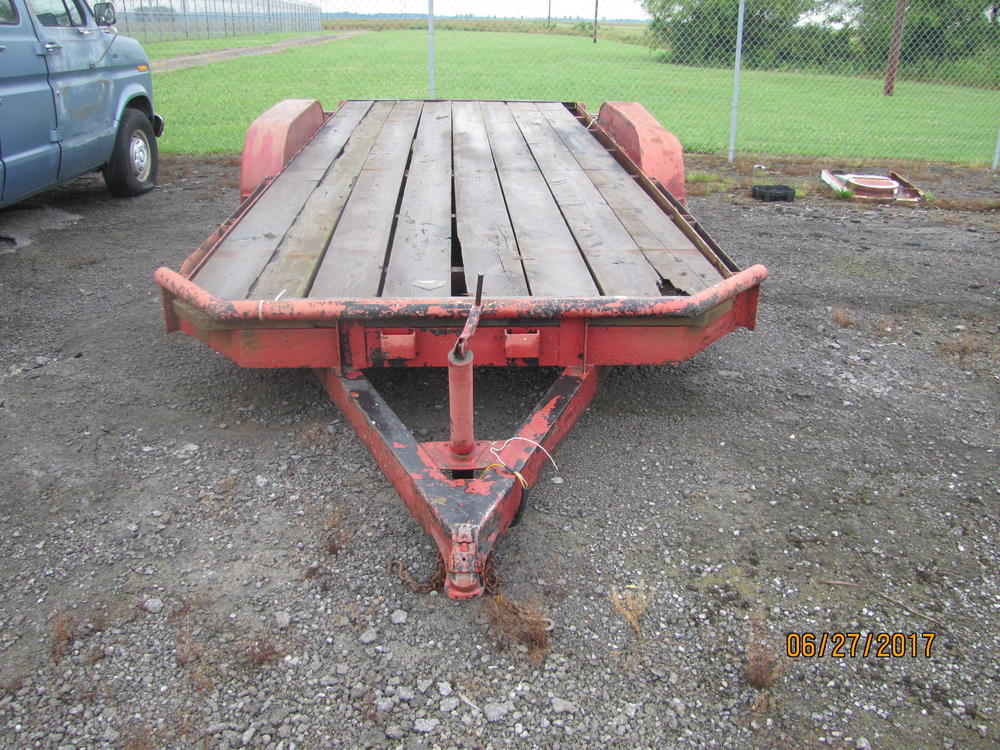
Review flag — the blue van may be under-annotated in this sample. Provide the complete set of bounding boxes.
[0,0,163,208]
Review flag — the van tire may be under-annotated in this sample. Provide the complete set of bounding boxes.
[103,108,158,198]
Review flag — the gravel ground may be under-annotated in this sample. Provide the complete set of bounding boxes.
[0,155,997,750]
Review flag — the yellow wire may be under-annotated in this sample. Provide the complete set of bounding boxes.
[479,463,529,489]
[479,463,507,479]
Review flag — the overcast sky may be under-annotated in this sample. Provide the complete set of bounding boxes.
[322,1,651,21]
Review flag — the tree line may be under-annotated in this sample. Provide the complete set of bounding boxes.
[642,0,999,87]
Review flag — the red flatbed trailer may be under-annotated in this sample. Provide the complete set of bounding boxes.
[155,99,767,598]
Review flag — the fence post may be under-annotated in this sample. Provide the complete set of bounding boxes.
[993,125,1000,171]
[428,0,436,99]
[165,0,175,41]
[727,0,746,162]
[883,0,907,97]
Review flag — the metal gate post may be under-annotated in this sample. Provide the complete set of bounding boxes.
[448,348,475,455]
[449,273,484,456]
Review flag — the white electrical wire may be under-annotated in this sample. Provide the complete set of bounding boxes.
[489,436,558,473]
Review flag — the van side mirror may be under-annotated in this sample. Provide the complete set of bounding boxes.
[94,2,116,25]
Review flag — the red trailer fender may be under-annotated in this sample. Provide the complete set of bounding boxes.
[598,101,686,204]
[239,99,327,201]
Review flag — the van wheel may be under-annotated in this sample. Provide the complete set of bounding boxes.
[103,109,158,197]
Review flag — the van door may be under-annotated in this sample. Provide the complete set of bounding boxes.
[0,0,61,205]
[28,0,114,181]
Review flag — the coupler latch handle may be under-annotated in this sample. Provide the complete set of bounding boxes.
[448,274,484,456]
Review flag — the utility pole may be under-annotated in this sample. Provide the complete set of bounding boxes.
[727,0,746,161]
[428,0,436,99]
[883,0,907,96]
[593,0,598,43]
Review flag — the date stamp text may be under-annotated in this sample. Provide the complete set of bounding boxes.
[785,632,936,658]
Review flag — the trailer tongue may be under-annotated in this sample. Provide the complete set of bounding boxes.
[155,99,767,598]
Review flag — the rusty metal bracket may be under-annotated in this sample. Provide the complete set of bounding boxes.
[454,273,484,359]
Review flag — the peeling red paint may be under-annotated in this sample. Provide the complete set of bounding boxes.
[154,265,766,324]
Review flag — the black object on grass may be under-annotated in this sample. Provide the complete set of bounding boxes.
[752,185,795,202]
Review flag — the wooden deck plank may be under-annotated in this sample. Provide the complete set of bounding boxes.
[381,101,453,298]
[308,101,423,299]
[536,102,722,294]
[481,102,598,297]
[194,100,373,300]
[452,101,529,297]
[507,102,662,297]
[250,101,388,299]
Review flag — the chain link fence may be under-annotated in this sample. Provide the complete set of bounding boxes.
[116,0,321,41]
[152,1,1000,166]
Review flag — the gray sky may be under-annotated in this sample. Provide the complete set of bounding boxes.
[322,1,651,21]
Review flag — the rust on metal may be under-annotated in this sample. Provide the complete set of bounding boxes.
[155,264,767,324]
[454,273,485,358]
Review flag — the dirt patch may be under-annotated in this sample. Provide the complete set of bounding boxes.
[152,31,369,73]
[0,155,997,748]
[686,152,1000,212]
[0,205,81,252]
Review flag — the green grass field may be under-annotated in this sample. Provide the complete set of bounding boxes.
[152,30,1000,165]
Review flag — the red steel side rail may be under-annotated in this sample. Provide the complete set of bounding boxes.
[155,265,767,325]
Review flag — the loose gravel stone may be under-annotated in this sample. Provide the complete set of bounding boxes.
[484,703,508,722]
[552,697,577,714]
[241,724,256,745]
[358,628,377,645]
[413,718,439,733]
[390,609,408,625]
[385,725,405,740]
